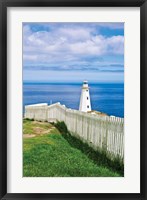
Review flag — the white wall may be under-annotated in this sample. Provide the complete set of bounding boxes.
[79,88,91,112]
[79,82,91,112]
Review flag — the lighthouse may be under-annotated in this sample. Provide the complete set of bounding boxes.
[79,81,91,112]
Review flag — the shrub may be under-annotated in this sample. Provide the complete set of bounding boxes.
[54,121,68,134]
[24,118,34,121]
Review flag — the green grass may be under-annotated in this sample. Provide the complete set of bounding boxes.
[23,119,53,135]
[54,121,124,175]
[23,119,123,177]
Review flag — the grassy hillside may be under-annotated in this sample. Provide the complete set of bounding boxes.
[23,119,123,177]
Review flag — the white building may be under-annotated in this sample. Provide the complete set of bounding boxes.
[79,80,91,112]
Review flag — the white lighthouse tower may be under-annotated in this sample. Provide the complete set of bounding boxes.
[79,80,91,112]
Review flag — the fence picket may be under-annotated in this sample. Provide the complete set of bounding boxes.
[25,103,124,161]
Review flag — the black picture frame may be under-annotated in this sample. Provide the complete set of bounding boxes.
[0,0,147,199]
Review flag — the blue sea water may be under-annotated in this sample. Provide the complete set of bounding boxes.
[23,82,124,118]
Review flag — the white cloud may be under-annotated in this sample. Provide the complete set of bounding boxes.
[58,27,92,41]
[106,36,124,54]
[98,22,124,29]
[23,54,38,61]
[23,23,124,70]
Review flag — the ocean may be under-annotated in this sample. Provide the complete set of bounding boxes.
[23,82,124,118]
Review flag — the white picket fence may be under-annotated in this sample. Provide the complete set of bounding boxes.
[25,103,124,161]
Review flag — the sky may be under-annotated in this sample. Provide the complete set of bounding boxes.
[23,22,124,83]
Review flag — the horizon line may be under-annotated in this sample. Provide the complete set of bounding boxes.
[23,80,124,84]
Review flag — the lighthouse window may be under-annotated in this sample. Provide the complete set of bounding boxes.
[86,90,88,92]
[87,97,89,100]
[87,105,89,108]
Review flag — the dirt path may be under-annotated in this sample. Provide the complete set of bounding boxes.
[23,121,56,138]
